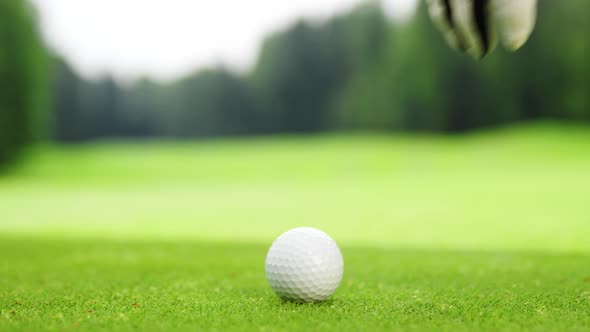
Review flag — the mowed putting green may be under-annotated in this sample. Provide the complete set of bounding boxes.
[1,238,589,331]
[1,123,590,331]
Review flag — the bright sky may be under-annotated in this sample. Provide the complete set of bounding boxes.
[31,0,416,81]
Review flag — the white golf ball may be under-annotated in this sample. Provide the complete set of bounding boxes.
[265,227,344,302]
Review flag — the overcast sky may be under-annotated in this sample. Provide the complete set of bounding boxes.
[30,0,416,81]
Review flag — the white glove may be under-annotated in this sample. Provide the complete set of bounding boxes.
[427,0,538,58]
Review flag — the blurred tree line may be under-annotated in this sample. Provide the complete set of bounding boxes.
[0,0,47,164]
[1,0,589,165]
[51,0,589,142]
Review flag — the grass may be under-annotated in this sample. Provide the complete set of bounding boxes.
[1,123,590,330]
[2,238,589,331]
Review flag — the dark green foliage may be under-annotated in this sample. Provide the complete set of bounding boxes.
[0,0,47,165]
[46,1,589,141]
[2,1,589,146]
[335,0,590,133]
[162,68,259,137]
[250,3,387,133]
[51,58,84,142]
[514,0,590,121]
[117,78,162,138]
[250,21,343,133]
[52,60,162,141]
[51,64,258,140]
[51,64,126,141]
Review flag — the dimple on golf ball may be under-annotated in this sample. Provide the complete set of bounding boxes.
[265,227,344,302]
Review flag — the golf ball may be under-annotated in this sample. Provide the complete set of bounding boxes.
[265,227,344,302]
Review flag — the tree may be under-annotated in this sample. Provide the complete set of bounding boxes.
[81,76,122,139]
[0,0,48,166]
[249,8,369,133]
[514,0,590,121]
[118,78,161,138]
[163,68,259,138]
[51,57,84,142]
[46,1,589,140]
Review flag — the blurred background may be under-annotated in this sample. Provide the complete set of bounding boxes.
[0,0,589,250]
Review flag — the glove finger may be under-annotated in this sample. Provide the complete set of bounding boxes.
[491,0,537,51]
[426,0,469,52]
[450,0,496,59]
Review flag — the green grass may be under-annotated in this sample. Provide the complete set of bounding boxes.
[1,237,589,331]
[1,123,590,330]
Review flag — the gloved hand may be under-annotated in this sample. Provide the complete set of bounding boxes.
[427,0,538,58]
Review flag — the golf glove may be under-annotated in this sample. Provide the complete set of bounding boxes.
[427,0,538,58]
